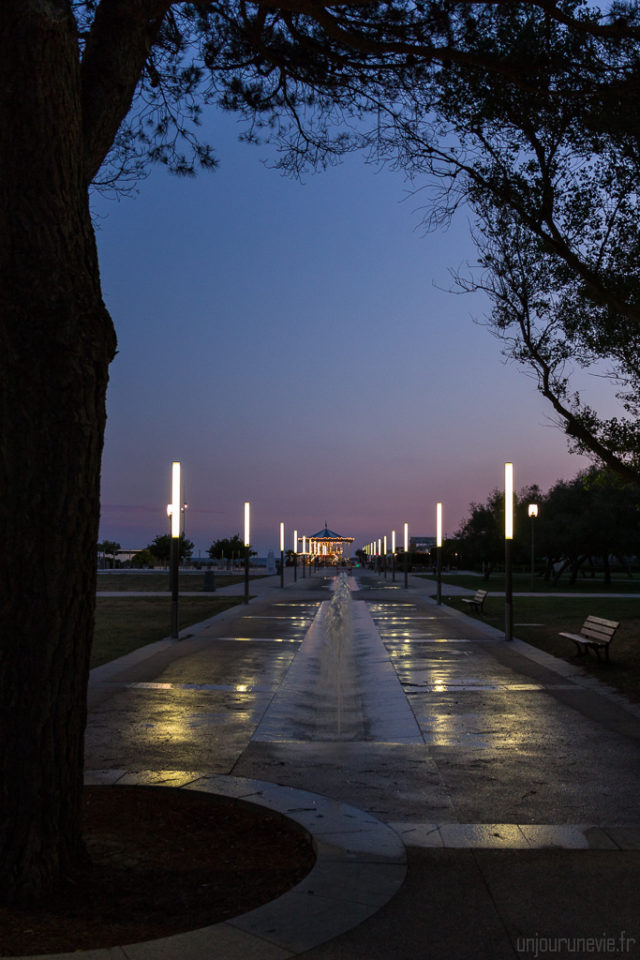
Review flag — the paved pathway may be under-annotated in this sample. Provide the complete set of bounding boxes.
[77,569,640,959]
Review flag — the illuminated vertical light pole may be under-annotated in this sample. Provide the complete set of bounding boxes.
[169,461,181,639]
[404,521,409,589]
[392,529,397,581]
[243,501,251,604]
[383,535,388,579]
[293,529,298,582]
[505,463,514,641]
[436,502,443,606]
[528,504,538,592]
[302,535,307,579]
[280,521,285,589]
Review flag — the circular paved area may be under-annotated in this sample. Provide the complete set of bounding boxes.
[55,569,640,958]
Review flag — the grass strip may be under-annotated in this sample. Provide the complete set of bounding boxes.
[96,573,265,592]
[91,596,243,668]
[415,572,640,593]
[442,593,640,702]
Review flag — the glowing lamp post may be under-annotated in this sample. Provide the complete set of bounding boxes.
[243,501,250,604]
[302,535,307,579]
[293,529,298,582]
[403,522,409,589]
[528,503,538,591]
[280,521,285,588]
[436,502,443,606]
[505,463,514,641]
[169,461,181,639]
[392,529,397,581]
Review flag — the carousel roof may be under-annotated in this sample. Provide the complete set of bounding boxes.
[308,523,354,542]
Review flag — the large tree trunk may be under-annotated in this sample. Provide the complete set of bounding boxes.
[0,4,116,903]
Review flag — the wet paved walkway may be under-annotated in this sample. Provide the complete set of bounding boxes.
[80,568,640,959]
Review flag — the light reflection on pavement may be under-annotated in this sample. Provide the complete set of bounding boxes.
[86,570,640,826]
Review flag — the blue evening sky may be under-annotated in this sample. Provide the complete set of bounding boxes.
[94,108,594,557]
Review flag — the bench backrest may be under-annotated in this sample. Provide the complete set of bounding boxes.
[581,615,620,643]
[475,589,488,600]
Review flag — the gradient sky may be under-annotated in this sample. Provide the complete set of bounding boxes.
[94,108,596,557]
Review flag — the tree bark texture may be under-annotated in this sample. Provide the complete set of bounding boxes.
[0,3,117,902]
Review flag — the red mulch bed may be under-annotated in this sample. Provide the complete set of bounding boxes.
[0,785,315,956]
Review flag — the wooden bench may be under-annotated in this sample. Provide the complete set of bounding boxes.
[559,615,620,662]
[461,589,488,614]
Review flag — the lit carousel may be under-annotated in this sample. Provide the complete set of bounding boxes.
[299,523,354,565]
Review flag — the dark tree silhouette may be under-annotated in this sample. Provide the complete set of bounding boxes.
[3,0,639,903]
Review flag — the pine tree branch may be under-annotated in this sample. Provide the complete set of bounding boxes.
[81,0,172,185]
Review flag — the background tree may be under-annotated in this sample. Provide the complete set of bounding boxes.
[539,469,640,582]
[455,490,505,578]
[97,540,120,566]
[455,469,640,582]
[367,4,640,480]
[148,533,194,565]
[454,204,640,482]
[207,534,246,560]
[130,547,155,568]
[5,0,640,905]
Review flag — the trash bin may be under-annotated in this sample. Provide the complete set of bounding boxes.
[202,571,216,592]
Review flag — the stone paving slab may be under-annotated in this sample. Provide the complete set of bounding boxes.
[37,568,640,960]
[297,847,640,960]
[123,925,293,960]
[233,740,457,822]
[32,773,403,960]
[388,821,640,850]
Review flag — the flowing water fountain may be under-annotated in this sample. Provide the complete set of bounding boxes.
[251,572,422,744]
[319,574,361,737]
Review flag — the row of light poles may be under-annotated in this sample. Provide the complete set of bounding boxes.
[364,464,539,641]
[168,463,322,637]
[168,463,253,638]
[281,525,332,582]
[168,460,538,643]
[505,464,540,640]
[365,508,445,601]
[280,523,303,587]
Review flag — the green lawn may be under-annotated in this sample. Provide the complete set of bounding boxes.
[91,595,243,668]
[416,571,640,593]
[96,572,265,591]
[442,593,640,702]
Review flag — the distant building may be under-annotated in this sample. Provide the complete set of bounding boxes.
[410,536,436,553]
[97,547,146,569]
[115,548,144,564]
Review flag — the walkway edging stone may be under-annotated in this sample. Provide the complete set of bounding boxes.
[10,772,406,960]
